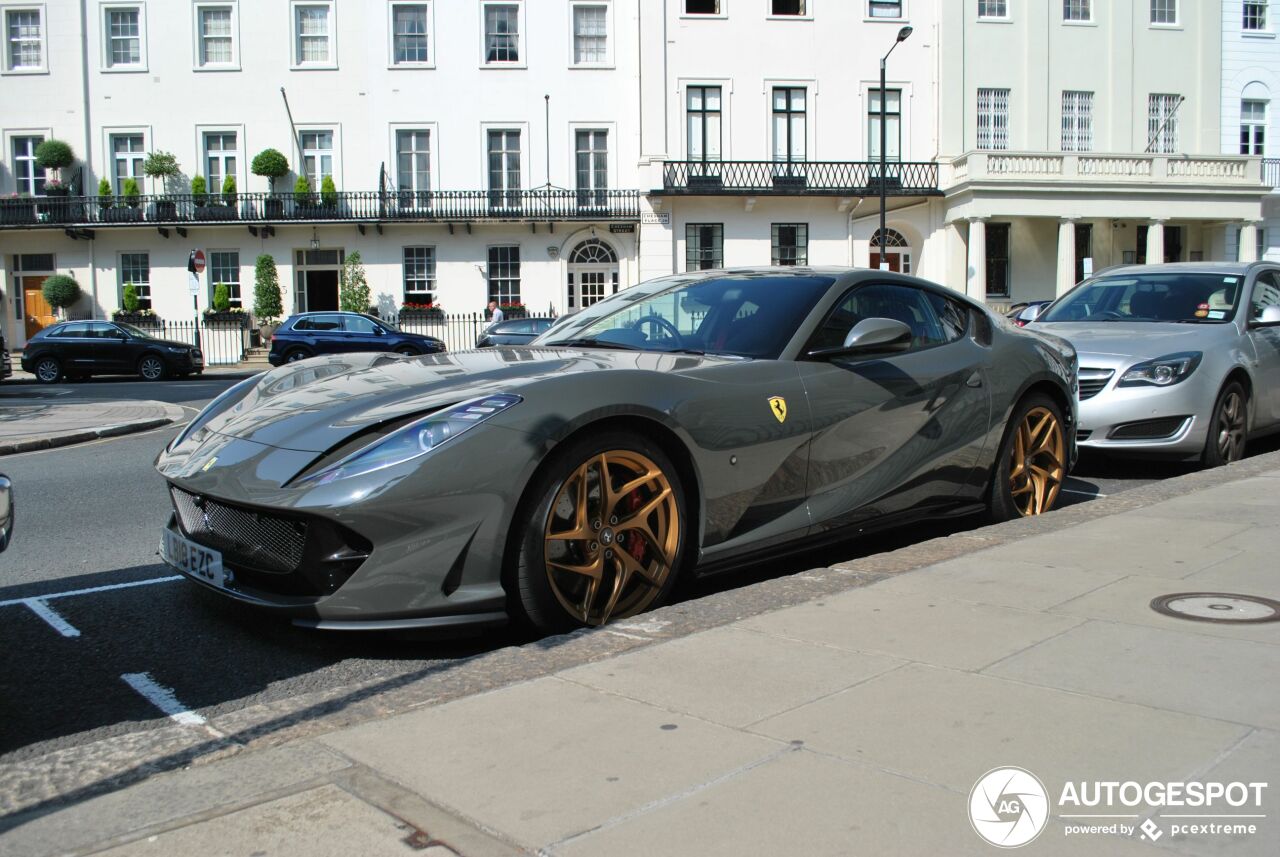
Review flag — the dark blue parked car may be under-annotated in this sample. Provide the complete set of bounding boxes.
[268,312,446,366]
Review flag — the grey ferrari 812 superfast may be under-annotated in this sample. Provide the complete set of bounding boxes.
[157,268,1077,631]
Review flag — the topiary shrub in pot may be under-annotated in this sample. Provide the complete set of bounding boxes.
[251,148,289,218]
[339,251,371,313]
[190,174,207,206]
[97,177,113,211]
[293,175,314,210]
[253,254,283,340]
[122,283,140,313]
[221,174,237,207]
[42,274,82,319]
[143,151,180,219]
[35,140,75,188]
[320,175,338,209]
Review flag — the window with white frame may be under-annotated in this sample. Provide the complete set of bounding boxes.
[293,2,333,66]
[396,129,431,204]
[483,2,519,63]
[575,129,608,207]
[119,252,151,310]
[686,224,723,270]
[772,0,805,14]
[1148,93,1181,153]
[977,0,1007,18]
[111,133,145,192]
[1150,0,1176,24]
[771,224,808,266]
[5,7,43,72]
[209,250,240,307]
[1063,0,1090,21]
[487,246,521,305]
[687,85,722,163]
[1061,90,1093,152]
[300,130,333,185]
[196,4,236,67]
[868,88,901,161]
[976,88,1009,150]
[391,2,430,64]
[487,129,521,207]
[1241,100,1266,155]
[11,135,45,194]
[402,246,435,303]
[572,4,607,64]
[1244,0,1267,30]
[104,5,144,68]
[772,87,807,163]
[868,0,902,18]
[684,0,719,13]
[203,131,238,193]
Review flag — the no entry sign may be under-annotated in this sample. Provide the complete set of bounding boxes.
[189,249,206,274]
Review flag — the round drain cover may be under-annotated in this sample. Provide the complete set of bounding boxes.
[1150,592,1280,624]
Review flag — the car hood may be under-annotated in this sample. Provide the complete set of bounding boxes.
[142,337,197,351]
[193,347,738,453]
[1033,322,1230,361]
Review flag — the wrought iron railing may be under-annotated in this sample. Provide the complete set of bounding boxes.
[660,160,942,195]
[1264,158,1280,188]
[395,311,556,352]
[0,189,642,229]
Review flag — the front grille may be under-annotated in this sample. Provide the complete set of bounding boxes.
[171,487,306,572]
[1108,416,1190,440]
[1077,368,1114,401]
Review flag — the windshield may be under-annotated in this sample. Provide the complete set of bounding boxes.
[115,323,153,339]
[1041,272,1242,324]
[537,273,836,358]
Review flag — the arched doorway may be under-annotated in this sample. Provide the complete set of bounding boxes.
[566,239,619,309]
[870,228,912,274]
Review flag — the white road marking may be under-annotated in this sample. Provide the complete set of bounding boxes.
[1060,487,1107,498]
[121,672,206,726]
[22,599,80,637]
[0,574,182,607]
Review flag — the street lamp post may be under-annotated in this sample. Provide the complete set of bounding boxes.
[878,25,912,270]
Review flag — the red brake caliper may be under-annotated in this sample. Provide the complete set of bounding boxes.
[626,489,646,562]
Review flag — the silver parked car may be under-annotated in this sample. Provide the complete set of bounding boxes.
[1033,262,1280,465]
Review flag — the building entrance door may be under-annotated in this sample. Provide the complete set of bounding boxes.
[294,249,343,313]
[22,277,53,339]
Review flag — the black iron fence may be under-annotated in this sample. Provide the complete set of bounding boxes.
[395,312,556,352]
[0,189,642,229]
[84,316,252,366]
[661,160,942,195]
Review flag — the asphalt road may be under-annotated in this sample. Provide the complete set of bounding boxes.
[1,377,1275,762]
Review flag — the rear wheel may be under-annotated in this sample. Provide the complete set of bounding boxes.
[138,354,166,381]
[1202,381,1248,467]
[34,357,61,383]
[285,348,312,363]
[514,432,687,631]
[988,393,1067,521]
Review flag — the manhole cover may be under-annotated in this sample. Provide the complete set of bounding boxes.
[1150,592,1280,624]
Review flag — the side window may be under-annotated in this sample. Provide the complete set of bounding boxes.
[924,291,970,342]
[301,314,344,331]
[1249,271,1280,322]
[810,284,949,352]
[86,323,117,338]
[291,317,314,331]
[344,315,379,334]
[52,323,91,338]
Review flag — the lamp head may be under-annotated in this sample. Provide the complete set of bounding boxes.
[897,25,913,42]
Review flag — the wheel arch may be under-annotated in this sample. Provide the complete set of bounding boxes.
[1222,366,1254,423]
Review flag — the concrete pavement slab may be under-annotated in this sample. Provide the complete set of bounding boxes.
[551,747,1153,857]
[868,554,1127,610]
[986,621,1280,731]
[321,676,784,846]
[1125,478,1280,526]
[0,398,185,455]
[749,662,1249,794]
[560,625,905,729]
[1048,575,1280,643]
[737,587,1084,670]
[1184,548,1280,599]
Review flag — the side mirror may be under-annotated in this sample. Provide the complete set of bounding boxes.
[1019,303,1047,324]
[373,326,386,335]
[0,475,13,553]
[1260,305,1280,324]
[808,317,913,359]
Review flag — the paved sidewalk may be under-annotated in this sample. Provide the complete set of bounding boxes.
[2,462,1278,855]
[0,398,187,455]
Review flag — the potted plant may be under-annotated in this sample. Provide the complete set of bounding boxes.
[1,193,36,225]
[320,175,338,210]
[253,254,283,341]
[42,274,82,320]
[251,148,289,219]
[400,301,444,321]
[222,174,237,208]
[97,178,113,212]
[339,252,371,312]
[499,301,527,319]
[204,284,247,325]
[293,174,315,217]
[34,139,75,189]
[191,174,207,207]
[105,178,142,222]
[113,283,158,323]
[143,150,180,220]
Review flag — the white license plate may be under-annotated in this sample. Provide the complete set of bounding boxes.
[161,529,227,589]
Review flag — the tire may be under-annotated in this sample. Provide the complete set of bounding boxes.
[513,431,688,631]
[394,346,420,356]
[285,348,312,363]
[987,393,1068,521]
[1201,381,1248,467]
[138,354,166,381]
[34,357,62,383]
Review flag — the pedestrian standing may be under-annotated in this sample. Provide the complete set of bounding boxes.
[488,300,505,324]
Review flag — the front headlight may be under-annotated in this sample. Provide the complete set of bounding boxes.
[166,346,188,353]
[169,373,264,449]
[1117,352,1202,388]
[296,394,522,486]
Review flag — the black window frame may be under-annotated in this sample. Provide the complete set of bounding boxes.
[805,282,958,356]
[686,223,724,271]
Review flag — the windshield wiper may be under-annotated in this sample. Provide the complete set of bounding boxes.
[547,337,642,350]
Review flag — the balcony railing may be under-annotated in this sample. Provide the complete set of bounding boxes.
[0,189,642,229]
[947,152,1267,188]
[1264,158,1280,188]
[659,160,942,196]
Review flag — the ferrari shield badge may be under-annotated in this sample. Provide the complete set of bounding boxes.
[768,396,788,424]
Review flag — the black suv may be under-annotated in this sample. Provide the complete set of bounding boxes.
[268,312,446,365]
[22,321,203,382]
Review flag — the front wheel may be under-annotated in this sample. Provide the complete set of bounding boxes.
[138,355,166,381]
[988,393,1067,521]
[34,357,62,383]
[1202,381,1248,467]
[514,432,687,631]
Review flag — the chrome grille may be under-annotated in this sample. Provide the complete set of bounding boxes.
[171,487,307,573]
[1077,368,1114,401]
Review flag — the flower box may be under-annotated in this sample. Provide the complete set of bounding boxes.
[193,204,237,221]
[112,311,160,325]
[202,311,249,326]
[104,207,143,223]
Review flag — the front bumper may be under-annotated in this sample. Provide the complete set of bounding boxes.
[1077,374,1213,456]
[1,350,11,379]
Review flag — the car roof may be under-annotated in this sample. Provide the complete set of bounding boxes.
[1093,261,1275,277]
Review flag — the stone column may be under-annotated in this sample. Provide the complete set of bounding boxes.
[1145,219,1166,265]
[1239,221,1260,263]
[1056,218,1077,296]
[966,218,987,304]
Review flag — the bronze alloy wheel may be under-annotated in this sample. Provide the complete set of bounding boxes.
[1213,388,1247,464]
[1007,406,1065,516]
[542,450,680,626]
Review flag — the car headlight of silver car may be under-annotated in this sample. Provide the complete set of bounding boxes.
[296,394,522,486]
[1117,352,1202,388]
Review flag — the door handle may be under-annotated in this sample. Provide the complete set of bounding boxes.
[966,371,984,388]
